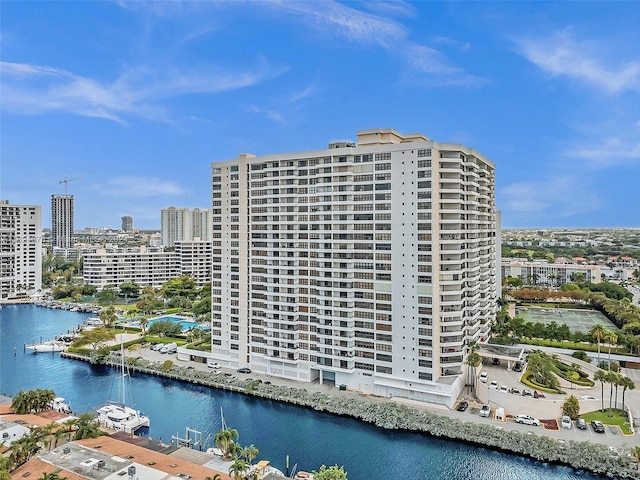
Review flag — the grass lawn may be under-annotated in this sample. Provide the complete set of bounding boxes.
[581,409,633,435]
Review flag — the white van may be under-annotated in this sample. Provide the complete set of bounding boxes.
[160,342,177,354]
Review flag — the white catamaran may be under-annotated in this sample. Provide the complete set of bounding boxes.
[96,339,149,434]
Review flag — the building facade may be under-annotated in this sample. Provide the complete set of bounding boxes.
[208,128,498,407]
[82,246,181,289]
[121,215,134,232]
[0,201,42,300]
[51,195,74,248]
[501,258,602,286]
[161,207,212,247]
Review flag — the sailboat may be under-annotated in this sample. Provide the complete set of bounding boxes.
[96,338,150,434]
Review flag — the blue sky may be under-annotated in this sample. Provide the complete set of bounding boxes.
[1,1,639,230]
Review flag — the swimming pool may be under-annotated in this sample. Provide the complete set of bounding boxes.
[131,315,211,332]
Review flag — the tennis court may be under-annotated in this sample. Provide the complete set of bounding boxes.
[517,306,619,334]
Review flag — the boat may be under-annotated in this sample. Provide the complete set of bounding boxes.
[49,397,72,414]
[26,341,65,353]
[96,339,149,434]
[249,460,286,480]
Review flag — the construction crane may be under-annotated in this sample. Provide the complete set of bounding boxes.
[59,176,82,194]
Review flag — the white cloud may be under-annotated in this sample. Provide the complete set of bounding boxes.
[0,59,286,123]
[500,175,600,219]
[244,105,286,123]
[514,29,640,94]
[569,135,640,169]
[101,176,185,197]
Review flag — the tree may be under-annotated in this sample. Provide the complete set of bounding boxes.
[241,444,259,465]
[603,330,618,370]
[228,459,248,480]
[119,282,140,301]
[214,428,239,459]
[620,375,636,411]
[594,369,607,412]
[148,320,182,338]
[605,370,618,416]
[465,342,482,393]
[589,324,606,365]
[38,472,68,480]
[161,360,174,372]
[74,328,116,354]
[97,285,118,305]
[562,395,580,420]
[205,476,222,480]
[313,465,348,480]
[161,276,198,300]
[99,306,118,327]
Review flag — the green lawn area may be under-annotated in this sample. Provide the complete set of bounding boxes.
[581,409,633,435]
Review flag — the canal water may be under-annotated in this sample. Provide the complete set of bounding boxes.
[0,304,605,479]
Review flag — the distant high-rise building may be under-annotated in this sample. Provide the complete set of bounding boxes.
[51,195,74,248]
[121,216,134,232]
[208,128,498,407]
[191,208,213,241]
[0,200,42,300]
[161,207,212,247]
[161,207,191,247]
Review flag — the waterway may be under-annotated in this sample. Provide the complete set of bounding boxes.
[0,304,607,480]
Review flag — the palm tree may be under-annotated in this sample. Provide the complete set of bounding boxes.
[229,458,248,480]
[205,476,222,480]
[603,330,618,370]
[214,428,239,459]
[589,324,606,365]
[594,369,607,412]
[38,473,67,480]
[605,370,618,416]
[242,444,259,465]
[465,342,482,393]
[139,318,149,339]
[620,375,636,412]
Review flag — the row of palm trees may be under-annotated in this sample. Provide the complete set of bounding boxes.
[1,414,96,472]
[593,369,636,415]
[213,427,260,480]
[10,389,56,415]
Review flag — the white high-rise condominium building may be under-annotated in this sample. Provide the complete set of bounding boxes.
[161,207,212,247]
[210,129,498,407]
[0,201,42,300]
[51,195,74,248]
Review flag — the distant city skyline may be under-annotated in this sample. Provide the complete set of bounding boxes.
[1,1,639,229]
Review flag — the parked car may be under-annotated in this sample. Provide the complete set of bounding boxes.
[513,362,523,372]
[479,405,491,418]
[533,390,545,399]
[499,385,508,393]
[489,380,499,389]
[492,358,501,365]
[576,418,587,430]
[237,367,251,374]
[510,387,520,395]
[591,420,605,433]
[456,401,469,412]
[515,414,540,426]
[561,416,572,429]
[479,372,488,383]
[522,389,532,397]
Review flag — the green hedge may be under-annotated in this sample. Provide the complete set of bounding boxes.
[521,372,564,394]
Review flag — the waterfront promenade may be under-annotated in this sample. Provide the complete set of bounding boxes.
[118,337,637,450]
